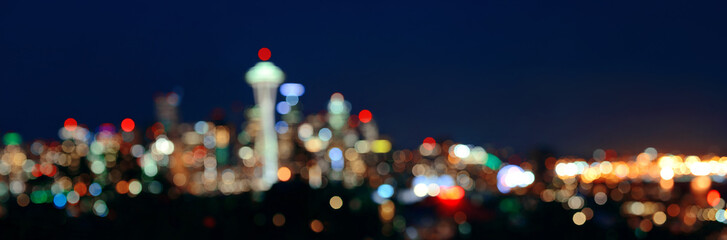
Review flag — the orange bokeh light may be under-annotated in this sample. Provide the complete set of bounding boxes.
[116,180,129,194]
[310,219,324,233]
[278,167,292,182]
[438,186,465,201]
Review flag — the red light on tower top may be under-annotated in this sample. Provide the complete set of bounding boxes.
[258,48,271,61]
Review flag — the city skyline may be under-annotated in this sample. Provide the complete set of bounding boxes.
[2,2,727,238]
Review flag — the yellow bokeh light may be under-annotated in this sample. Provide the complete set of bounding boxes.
[653,211,667,225]
[573,212,586,225]
[329,196,343,209]
[371,140,392,153]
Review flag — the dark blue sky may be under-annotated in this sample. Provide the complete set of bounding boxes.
[1,0,726,156]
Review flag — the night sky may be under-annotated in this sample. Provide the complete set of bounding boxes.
[1,0,726,156]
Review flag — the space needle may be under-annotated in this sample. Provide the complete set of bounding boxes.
[246,48,284,189]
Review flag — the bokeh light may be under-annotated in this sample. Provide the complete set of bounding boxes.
[121,118,135,132]
[329,196,343,210]
[358,110,372,123]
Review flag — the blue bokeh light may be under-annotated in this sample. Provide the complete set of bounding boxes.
[89,182,102,196]
[53,193,66,208]
[377,184,395,199]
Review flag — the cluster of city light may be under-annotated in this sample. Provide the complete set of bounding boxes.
[411,175,457,198]
[496,165,535,194]
[0,85,540,238]
[5,110,727,239]
[542,147,727,235]
[0,49,651,238]
[555,154,727,182]
[3,49,727,238]
[6,96,727,239]
[0,118,163,218]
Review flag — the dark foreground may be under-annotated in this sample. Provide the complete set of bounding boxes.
[0,178,723,240]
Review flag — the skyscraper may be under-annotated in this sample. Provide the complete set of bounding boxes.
[245,48,284,189]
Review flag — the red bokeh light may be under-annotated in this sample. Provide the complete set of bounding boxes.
[31,164,42,178]
[121,118,135,132]
[74,183,87,196]
[708,190,721,207]
[423,137,436,150]
[258,48,271,61]
[64,118,77,131]
[40,163,56,177]
[359,110,372,123]
[203,216,216,228]
[348,115,360,128]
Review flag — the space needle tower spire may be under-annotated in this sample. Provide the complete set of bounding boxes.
[246,48,284,189]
